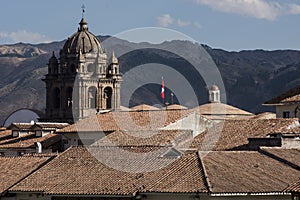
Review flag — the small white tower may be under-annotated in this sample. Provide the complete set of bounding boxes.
[108,51,120,76]
[209,85,220,103]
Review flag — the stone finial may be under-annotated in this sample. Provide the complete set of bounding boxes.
[110,50,118,65]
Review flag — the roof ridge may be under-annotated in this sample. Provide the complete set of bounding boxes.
[258,148,300,171]
[7,155,55,193]
[197,151,212,193]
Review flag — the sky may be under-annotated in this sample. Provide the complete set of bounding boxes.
[1,0,300,51]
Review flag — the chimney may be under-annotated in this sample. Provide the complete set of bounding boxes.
[35,142,42,154]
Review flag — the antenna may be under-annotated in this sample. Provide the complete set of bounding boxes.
[81,4,85,18]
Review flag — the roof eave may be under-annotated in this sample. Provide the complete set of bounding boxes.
[210,192,290,196]
[139,192,208,196]
[262,103,284,106]
[44,194,134,198]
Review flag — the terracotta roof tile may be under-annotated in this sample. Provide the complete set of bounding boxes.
[0,130,61,149]
[165,104,188,110]
[251,112,276,119]
[58,103,256,134]
[10,147,300,195]
[282,94,300,103]
[201,151,300,194]
[264,85,300,104]
[285,179,300,193]
[94,129,193,148]
[193,102,253,116]
[7,123,33,130]
[32,122,69,130]
[192,118,299,151]
[58,110,193,133]
[130,104,160,111]
[259,147,300,168]
[271,123,300,136]
[0,155,52,195]
[10,146,207,195]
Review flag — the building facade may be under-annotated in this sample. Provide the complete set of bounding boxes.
[42,18,122,123]
[263,85,300,119]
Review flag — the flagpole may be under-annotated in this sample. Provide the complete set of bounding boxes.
[161,76,165,105]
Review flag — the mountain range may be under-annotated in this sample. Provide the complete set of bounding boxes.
[1,36,300,125]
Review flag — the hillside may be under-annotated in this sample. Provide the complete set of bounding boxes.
[0,38,300,125]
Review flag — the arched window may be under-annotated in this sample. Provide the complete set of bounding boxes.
[53,88,60,109]
[104,87,112,109]
[88,86,97,109]
[70,64,76,73]
[87,63,95,73]
[66,87,73,108]
[53,64,58,74]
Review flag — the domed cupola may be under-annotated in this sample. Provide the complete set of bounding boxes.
[209,84,220,103]
[61,18,105,55]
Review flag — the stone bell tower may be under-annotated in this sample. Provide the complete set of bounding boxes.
[42,17,122,123]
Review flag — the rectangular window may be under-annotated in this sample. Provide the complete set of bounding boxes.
[12,130,19,137]
[283,111,290,118]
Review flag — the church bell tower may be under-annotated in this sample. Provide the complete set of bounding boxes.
[42,16,122,123]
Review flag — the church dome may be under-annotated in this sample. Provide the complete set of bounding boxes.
[62,18,104,55]
[210,85,219,91]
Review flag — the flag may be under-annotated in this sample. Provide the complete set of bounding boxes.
[161,77,165,100]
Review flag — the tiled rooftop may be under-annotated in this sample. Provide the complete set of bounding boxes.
[32,122,69,129]
[251,112,276,119]
[191,118,299,151]
[130,104,160,111]
[201,150,300,194]
[285,180,300,193]
[58,104,255,134]
[0,155,52,195]
[93,129,193,148]
[282,94,300,103]
[264,85,300,104]
[7,123,33,130]
[10,146,207,195]
[0,130,61,149]
[57,109,193,133]
[164,104,188,110]
[9,146,300,196]
[259,147,300,168]
[193,102,254,116]
[7,122,69,131]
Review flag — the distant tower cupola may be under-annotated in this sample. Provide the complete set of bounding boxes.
[48,51,58,75]
[209,85,220,103]
[79,18,88,31]
[108,51,120,76]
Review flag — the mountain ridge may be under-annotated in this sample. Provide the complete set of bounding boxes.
[0,37,300,125]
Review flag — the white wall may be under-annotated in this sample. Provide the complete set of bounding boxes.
[163,112,213,137]
[62,132,106,149]
[143,193,291,200]
[276,105,299,118]
[282,138,300,148]
[206,195,291,200]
